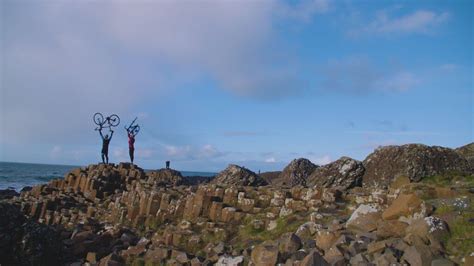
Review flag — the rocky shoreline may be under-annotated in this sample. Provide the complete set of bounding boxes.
[1,143,473,265]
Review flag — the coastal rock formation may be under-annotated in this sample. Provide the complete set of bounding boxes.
[0,188,19,199]
[147,168,186,187]
[45,162,146,200]
[2,142,473,265]
[259,171,282,185]
[456,142,474,170]
[307,156,364,190]
[211,164,267,186]
[278,158,318,186]
[0,202,64,265]
[363,144,471,187]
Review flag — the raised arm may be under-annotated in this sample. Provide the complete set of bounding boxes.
[99,129,104,140]
[110,130,114,139]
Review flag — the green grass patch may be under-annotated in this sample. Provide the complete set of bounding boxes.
[434,203,455,215]
[439,196,474,262]
[237,215,304,244]
[422,172,474,187]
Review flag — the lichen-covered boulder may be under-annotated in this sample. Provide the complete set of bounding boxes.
[363,144,471,187]
[211,164,267,187]
[307,156,364,190]
[278,158,318,186]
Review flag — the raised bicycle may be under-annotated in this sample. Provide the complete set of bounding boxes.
[93,112,120,130]
[125,117,140,136]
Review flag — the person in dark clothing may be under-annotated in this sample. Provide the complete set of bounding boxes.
[99,129,113,164]
[166,161,170,169]
[127,131,136,164]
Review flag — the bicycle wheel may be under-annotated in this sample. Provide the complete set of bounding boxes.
[108,114,120,127]
[133,125,140,135]
[93,112,104,126]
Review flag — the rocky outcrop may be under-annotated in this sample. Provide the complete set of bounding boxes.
[259,171,281,185]
[456,142,474,170]
[278,158,318,186]
[306,156,364,190]
[0,188,19,199]
[0,202,65,265]
[46,163,146,200]
[147,168,185,187]
[363,144,471,187]
[3,150,472,265]
[211,164,267,186]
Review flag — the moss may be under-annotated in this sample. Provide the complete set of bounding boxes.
[422,172,474,187]
[201,229,227,244]
[439,197,474,263]
[126,257,145,266]
[236,215,304,244]
[434,203,455,215]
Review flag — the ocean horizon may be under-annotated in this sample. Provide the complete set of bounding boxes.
[0,161,217,191]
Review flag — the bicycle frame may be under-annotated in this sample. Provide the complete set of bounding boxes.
[124,117,139,134]
[93,113,120,131]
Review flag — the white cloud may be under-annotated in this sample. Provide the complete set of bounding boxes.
[320,56,420,93]
[265,157,277,163]
[165,144,224,161]
[50,145,62,159]
[113,147,126,158]
[279,0,330,22]
[375,72,420,92]
[439,64,458,72]
[352,9,449,36]
[2,0,315,148]
[136,148,153,159]
[310,155,332,165]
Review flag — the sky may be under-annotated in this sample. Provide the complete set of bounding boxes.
[0,0,472,172]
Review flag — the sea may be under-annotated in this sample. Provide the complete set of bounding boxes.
[0,161,216,191]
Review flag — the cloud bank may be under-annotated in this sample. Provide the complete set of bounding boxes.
[351,9,450,36]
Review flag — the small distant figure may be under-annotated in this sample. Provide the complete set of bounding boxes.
[99,129,113,164]
[166,161,170,169]
[127,130,136,164]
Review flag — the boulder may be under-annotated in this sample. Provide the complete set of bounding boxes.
[250,242,280,266]
[98,253,124,266]
[401,245,433,266]
[346,204,381,233]
[375,220,408,238]
[216,255,244,266]
[363,144,471,187]
[300,250,329,266]
[0,189,19,200]
[307,157,364,190]
[278,233,302,260]
[278,158,318,186]
[211,165,267,187]
[431,258,456,266]
[315,230,338,251]
[382,194,424,220]
[405,217,449,247]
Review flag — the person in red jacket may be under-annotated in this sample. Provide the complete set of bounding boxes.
[128,131,136,164]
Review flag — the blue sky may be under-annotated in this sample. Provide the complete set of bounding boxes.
[0,0,472,172]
